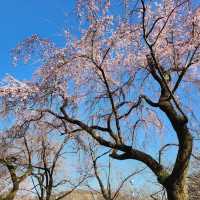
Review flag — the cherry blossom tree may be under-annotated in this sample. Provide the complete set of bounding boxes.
[1,0,200,200]
[0,136,32,200]
[0,121,89,200]
[30,135,88,200]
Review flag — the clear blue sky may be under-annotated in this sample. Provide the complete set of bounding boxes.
[0,0,75,80]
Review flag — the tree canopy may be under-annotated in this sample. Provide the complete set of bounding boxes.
[1,0,200,200]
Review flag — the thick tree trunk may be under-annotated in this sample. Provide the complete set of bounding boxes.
[158,99,192,200]
[166,183,189,200]
[165,170,189,200]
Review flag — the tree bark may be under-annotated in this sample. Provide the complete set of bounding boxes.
[166,179,189,200]
[158,98,192,200]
